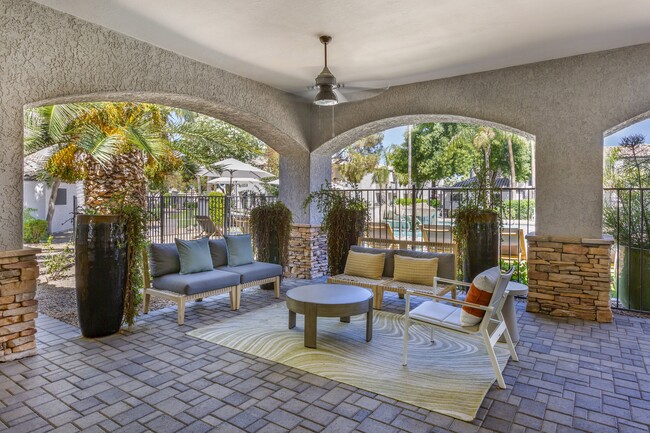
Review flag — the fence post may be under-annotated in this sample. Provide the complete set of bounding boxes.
[411,184,417,247]
[224,195,230,236]
[159,193,165,243]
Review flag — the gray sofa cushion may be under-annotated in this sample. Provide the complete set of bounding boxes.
[217,261,282,284]
[396,250,455,280]
[224,235,254,266]
[148,243,180,277]
[175,237,214,274]
[152,269,240,296]
[209,239,228,267]
[350,246,395,277]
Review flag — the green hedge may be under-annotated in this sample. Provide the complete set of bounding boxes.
[208,191,225,227]
[23,208,48,243]
[502,199,535,220]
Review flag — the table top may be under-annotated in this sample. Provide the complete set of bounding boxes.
[286,284,372,305]
[506,281,529,296]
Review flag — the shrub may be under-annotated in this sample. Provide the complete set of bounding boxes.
[23,208,48,243]
[393,197,440,207]
[208,191,225,227]
[43,236,74,280]
[501,259,528,284]
[502,199,535,220]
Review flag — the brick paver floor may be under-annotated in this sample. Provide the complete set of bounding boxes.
[1,278,649,433]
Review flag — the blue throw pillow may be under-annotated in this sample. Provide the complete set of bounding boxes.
[148,243,181,277]
[175,237,214,275]
[224,235,254,267]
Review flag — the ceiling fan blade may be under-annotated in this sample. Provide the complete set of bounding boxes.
[337,87,388,103]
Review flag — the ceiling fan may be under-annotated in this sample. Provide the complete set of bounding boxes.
[300,35,389,106]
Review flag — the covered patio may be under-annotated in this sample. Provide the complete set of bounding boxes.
[2,283,649,433]
[3,0,650,432]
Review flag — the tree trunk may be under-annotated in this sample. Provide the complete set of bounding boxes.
[46,178,61,233]
[507,134,516,187]
[83,150,147,212]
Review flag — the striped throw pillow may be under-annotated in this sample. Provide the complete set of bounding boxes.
[344,251,385,280]
[393,255,438,286]
[460,266,502,326]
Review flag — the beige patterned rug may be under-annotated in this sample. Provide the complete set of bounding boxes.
[188,302,511,421]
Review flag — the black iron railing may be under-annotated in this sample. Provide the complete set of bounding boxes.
[604,187,650,312]
[145,193,277,243]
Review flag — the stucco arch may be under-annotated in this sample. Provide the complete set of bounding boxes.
[604,108,650,139]
[26,91,305,156]
[0,1,311,249]
[313,114,535,157]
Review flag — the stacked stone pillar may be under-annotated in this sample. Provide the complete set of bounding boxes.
[0,248,40,362]
[526,235,613,322]
[286,224,327,279]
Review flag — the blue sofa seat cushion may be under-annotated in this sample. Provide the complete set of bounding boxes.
[152,269,240,296]
[217,262,282,284]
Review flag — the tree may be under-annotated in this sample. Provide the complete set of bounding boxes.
[387,123,475,187]
[333,133,383,186]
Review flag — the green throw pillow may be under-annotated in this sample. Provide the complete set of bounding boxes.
[175,237,214,275]
[224,235,254,267]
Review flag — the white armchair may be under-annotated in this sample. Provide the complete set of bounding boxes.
[402,268,518,389]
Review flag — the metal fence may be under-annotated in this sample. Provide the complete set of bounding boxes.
[146,193,277,243]
[337,186,535,281]
[604,187,650,312]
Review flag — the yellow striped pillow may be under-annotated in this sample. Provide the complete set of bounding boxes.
[393,255,438,286]
[344,251,385,280]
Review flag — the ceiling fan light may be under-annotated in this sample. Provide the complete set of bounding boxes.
[314,85,338,106]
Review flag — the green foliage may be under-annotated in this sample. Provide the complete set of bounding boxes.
[388,123,472,186]
[501,259,528,284]
[393,197,440,207]
[23,208,48,243]
[603,134,650,249]
[208,191,225,227]
[333,133,383,186]
[106,196,148,327]
[502,199,535,220]
[304,183,368,275]
[249,202,293,265]
[43,236,74,280]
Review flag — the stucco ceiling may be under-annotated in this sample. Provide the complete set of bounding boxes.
[33,0,650,94]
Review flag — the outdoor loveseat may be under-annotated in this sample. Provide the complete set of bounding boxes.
[143,236,281,325]
[328,246,456,309]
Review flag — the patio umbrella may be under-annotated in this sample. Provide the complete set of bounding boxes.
[204,158,273,194]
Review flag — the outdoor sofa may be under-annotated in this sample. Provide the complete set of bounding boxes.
[143,236,281,325]
[328,245,456,309]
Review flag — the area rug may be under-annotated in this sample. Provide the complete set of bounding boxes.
[188,303,510,421]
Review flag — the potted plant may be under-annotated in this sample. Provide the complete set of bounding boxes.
[452,167,502,282]
[249,201,293,289]
[304,183,368,275]
[603,134,650,310]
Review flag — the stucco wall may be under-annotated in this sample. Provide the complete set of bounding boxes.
[0,0,310,250]
[312,44,650,238]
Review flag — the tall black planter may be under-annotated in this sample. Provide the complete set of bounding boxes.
[463,211,500,281]
[75,215,127,338]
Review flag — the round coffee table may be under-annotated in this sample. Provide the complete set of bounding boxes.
[286,284,373,349]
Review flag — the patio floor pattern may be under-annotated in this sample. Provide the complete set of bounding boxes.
[1,277,649,433]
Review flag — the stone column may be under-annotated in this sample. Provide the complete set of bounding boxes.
[1,248,40,362]
[526,234,613,322]
[286,224,327,279]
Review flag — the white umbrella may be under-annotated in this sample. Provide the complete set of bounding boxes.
[201,158,274,194]
[207,177,262,184]
[268,179,280,185]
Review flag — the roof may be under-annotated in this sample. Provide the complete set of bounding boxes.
[452,176,511,188]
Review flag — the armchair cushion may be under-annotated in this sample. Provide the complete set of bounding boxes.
[175,237,214,275]
[217,261,282,284]
[209,238,228,267]
[393,255,438,286]
[148,243,180,277]
[410,301,480,333]
[344,250,385,280]
[224,235,254,266]
[460,266,502,326]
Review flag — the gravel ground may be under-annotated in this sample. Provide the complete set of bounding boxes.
[36,264,174,328]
